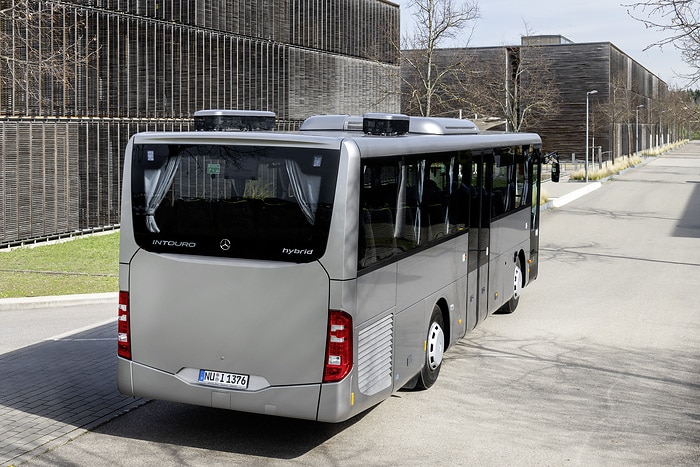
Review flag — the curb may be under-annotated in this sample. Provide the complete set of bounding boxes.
[550,182,602,208]
[0,292,117,312]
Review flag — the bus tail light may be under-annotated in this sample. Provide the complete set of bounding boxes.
[118,291,132,360]
[323,310,353,383]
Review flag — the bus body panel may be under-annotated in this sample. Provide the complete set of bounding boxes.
[393,300,426,388]
[323,140,361,281]
[396,239,461,313]
[466,268,479,331]
[317,377,358,422]
[127,251,330,386]
[119,137,139,263]
[488,207,532,312]
[118,358,323,420]
[356,264,397,326]
[317,358,392,423]
[452,232,473,336]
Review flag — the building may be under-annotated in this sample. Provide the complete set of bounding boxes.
[0,0,400,246]
[525,36,670,162]
[402,35,672,163]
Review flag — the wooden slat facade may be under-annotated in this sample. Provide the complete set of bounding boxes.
[0,0,400,246]
[526,42,668,161]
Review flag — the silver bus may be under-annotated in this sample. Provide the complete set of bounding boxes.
[117,111,545,422]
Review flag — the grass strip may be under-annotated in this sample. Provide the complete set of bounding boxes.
[0,232,119,298]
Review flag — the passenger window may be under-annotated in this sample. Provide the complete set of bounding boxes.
[359,162,401,268]
[492,146,526,219]
[358,154,469,271]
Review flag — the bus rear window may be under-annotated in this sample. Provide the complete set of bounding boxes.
[130,144,340,262]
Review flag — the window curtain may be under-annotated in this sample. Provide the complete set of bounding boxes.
[394,163,407,238]
[144,155,181,233]
[444,158,455,231]
[522,159,530,207]
[285,159,320,225]
[414,160,425,245]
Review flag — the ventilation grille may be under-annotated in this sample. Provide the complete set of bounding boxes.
[357,314,393,395]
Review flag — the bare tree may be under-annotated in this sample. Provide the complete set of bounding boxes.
[400,0,480,117]
[594,74,635,160]
[444,31,560,133]
[667,86,700,138]
[498,40,561,133]
[625,0,700,83]
[0,0,96,114]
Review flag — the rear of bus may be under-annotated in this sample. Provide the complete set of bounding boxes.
[117,126,361,421]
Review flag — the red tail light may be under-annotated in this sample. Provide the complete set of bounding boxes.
[118,291,131,360]
[323,310,353,383]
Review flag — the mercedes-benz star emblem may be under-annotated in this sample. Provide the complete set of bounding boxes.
[219,238,231,251]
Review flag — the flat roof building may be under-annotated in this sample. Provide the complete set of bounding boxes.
[402,35,672,162]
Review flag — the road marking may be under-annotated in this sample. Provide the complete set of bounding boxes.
[48,317,116,341]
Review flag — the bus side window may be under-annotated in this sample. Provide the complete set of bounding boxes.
[492,146,527,218]
[359,208,376,267]
[359,163,401,269]
[449,159,470,229]
[427,160,457,238]
[492,160,508,217]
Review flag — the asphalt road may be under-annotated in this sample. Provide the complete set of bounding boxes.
[19,147,700,465]
[0,303,114,355]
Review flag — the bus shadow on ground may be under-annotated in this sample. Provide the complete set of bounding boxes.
[675,181,700,238]
[93,399,368,459]
[0,322,146,464]
[0,320,365,461]
[0,322,143,427]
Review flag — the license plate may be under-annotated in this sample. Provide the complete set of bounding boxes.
[198,369,249,389]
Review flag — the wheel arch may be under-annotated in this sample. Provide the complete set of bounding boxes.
[434,297,451,350]
[515,249,526,287]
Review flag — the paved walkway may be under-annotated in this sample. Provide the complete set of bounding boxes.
[0,310,147,466]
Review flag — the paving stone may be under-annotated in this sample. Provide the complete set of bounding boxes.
[0,321,147,466]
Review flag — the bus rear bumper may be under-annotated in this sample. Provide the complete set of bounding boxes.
[118,357,323,421]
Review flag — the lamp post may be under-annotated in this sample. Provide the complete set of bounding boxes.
[636,104,644,155]
[586,90,598,183]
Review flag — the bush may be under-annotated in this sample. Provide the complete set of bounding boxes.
[570,155,643,181]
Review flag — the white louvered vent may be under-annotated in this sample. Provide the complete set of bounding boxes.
[357,314,393,395]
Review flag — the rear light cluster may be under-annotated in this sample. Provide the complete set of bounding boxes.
[323,310,353,383]
[117,291,131,360]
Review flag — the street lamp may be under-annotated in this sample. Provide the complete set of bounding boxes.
[636,104,644,155]
[586,90,598,183]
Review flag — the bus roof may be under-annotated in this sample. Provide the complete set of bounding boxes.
[130,113,542,159]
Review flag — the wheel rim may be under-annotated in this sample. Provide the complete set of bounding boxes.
[427,321,445,371]
[513,264,523,300]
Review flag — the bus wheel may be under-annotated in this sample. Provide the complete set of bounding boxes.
[502,261,523,314]
[417,305,445,389]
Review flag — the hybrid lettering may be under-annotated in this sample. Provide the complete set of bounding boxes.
[282,248,314,255]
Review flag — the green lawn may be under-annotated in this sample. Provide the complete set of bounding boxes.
[0,232,119,298]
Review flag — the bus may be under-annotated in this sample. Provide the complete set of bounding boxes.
[117,111,545,422]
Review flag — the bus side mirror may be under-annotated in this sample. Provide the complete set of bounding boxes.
[551,161,560,183]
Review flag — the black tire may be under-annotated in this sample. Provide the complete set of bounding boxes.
[501,260,523,314]
[416,305,445,390]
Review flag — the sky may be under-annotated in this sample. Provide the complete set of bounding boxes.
[392,0,694,88]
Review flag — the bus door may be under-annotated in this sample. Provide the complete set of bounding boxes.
[529,147,542,281]
[469,152,492,323]
[455,152,477,332]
